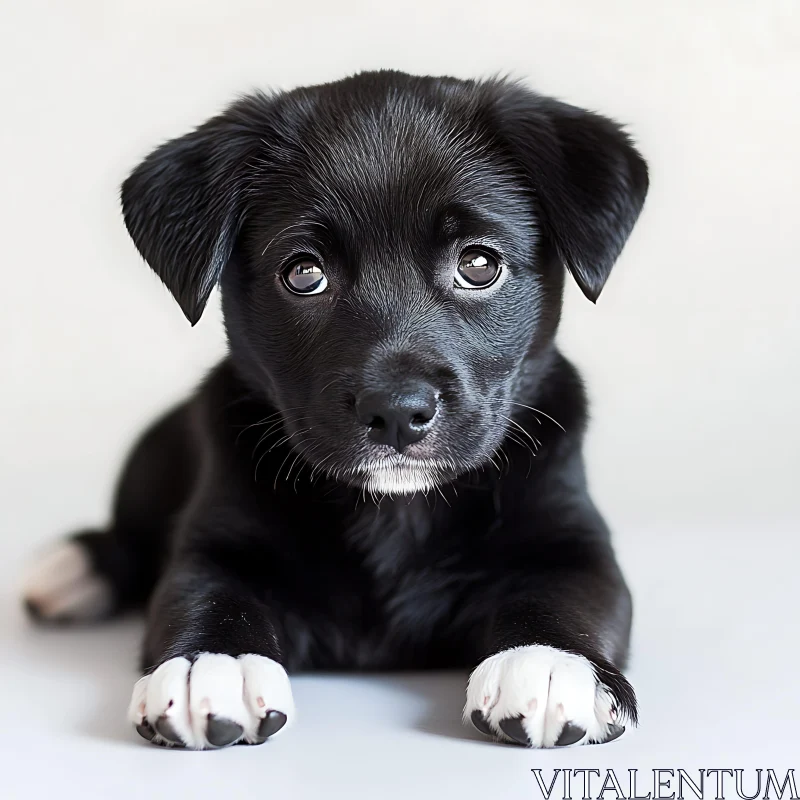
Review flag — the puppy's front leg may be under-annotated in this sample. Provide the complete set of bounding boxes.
[465,536,636,749]
[128,558,293,749]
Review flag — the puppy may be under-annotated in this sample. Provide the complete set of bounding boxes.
[23,70,648,750]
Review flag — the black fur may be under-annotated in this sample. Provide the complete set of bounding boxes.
[34,71,648,733]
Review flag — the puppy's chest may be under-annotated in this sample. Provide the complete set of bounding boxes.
[348,497,485,581]
[342,499,492,667]
[270,492,498,669]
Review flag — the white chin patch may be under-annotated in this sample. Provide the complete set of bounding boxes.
[129,653,294,749]
[364,463,441,495]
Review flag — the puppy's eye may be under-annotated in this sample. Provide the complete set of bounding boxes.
[454,249,501,289]
[282,258,328,295]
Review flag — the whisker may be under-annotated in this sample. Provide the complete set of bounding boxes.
[253,426,312,485]
[268,426,312,453]
[500,415,540,452]
[309,452,335,484]
[273,448,295,491]
[234,405,307,444]
[508,401,566,432]
[248,412,309,457]
[286,451,304,486]
[486,453,502,476]
[252,420,290,456]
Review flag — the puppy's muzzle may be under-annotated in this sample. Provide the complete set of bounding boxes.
[355,382,438,453]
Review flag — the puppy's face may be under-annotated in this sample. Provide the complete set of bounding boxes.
[122,72,648,493]
[225,105,549,494]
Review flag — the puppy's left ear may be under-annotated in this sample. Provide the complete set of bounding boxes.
[121,107,260,325]
[494,86,649,301]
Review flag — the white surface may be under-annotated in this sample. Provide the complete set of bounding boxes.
[2,525,798,799]
[1,0,799,797]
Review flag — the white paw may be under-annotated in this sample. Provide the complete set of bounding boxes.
[464,645,631,747]
[22,541,112,621]
[128,653,294,749]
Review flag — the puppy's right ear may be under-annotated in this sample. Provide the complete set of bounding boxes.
[121,109,260,325]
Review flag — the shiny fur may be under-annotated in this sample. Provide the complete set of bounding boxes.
[25,70,648,747]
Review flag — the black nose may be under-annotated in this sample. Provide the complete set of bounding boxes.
[355,384,438,452]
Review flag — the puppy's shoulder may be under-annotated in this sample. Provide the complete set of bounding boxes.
[186,359,261,433]
[536,349,589,432]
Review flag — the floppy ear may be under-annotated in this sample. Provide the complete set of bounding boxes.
[494,86,649,301]
[121,110,259,325]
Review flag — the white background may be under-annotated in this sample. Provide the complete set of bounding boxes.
[1,1,798,798]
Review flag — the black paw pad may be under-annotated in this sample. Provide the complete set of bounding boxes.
[154,716,184,746]
[604,724,625,743]
[251,710,288,743]
[206,716,244,748]
[135,721,155,742]
[555,722,586,747]
[470,710,493,736]
[498,716,530,746]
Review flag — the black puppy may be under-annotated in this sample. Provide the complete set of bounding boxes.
[23,71,648,750]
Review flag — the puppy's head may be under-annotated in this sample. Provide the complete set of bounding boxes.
[122,71,648,494]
